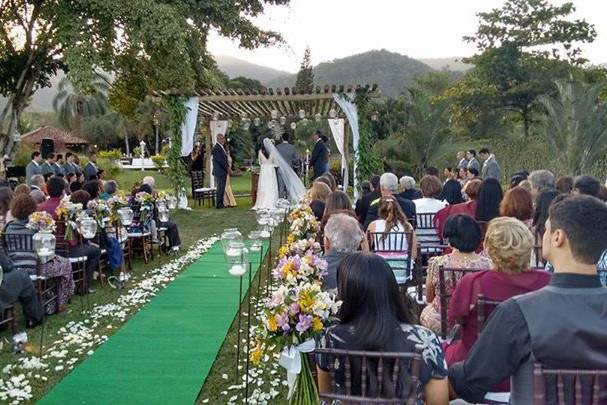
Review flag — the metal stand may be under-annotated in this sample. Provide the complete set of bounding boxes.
[235,275,243,384]
[265,236,273,296]
[245,262,252,402]
[256,245,264,298]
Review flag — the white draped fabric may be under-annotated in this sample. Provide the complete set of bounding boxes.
[327,118,348,192]
[332,94,360,200]
[180,97,199,157]
[208,120,229,188]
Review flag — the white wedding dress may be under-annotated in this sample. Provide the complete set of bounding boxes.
[253,150,279,210]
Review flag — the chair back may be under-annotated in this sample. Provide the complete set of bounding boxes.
[2,232,37,271]
[476,294,502,335]
[191,171,204,192]
[367,231,414,284]
[533,363,607,405]
[128,201,153,232]
[437,266,486,339]
[315,347,422,404]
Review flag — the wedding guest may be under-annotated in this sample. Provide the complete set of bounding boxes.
[573,175,600,197]
[398,175,422,201]
[466,167,480,181]
[41,153,57,177]
[555,176,573,194]
[479,148,501,180]
[466,150,480,173]
[359,181,371,196]
[307,181,332,221]
[317,253,448,403]
[433,179,481,238]
[0,248,43,328]
[355,175,380,225]
[0,186,14,228]
[475,178,503,222]
[449,196,607,404]
[321,191,353,230]
[4,194,75,313]
[441,176,464,205]
[500,186,533,226]
[69,181,83,193]
[83,152,98,180]
[83,180,103,200]
[13,184,30,196]
[30,174,46,194]
[424,167,440,177]
[100,180,118,201]
[532,189,559,247]
[456,151,468,170]
[364,173,416,230]
[324,172,338,192]
[598,186,607,202]
[413,175,447,248]
[509,172,527,189]
[315,175,333,192]
[528,169,555,200]
[444,218,550,371]
[518,179,532,193]
[138,183,181,252]
[30,189,46,204]
[322,213,365,292]
[25,151,43,186]
[421,215,491,334]
[38,177,65,216]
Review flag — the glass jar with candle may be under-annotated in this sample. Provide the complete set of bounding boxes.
[158,207,169,223]
[79,216,97,239]
[225,242,248,277]
[221,228,242,252]
[167,196,178,210]
[33,231,56,264]
[248,231,262,252]
[118,207,134,226]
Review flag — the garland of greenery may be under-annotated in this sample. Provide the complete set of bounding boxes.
[353,90,383,182]
[164,95,189,196]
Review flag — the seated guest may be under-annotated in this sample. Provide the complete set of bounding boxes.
[13,184,30,196]
[444,217,550,369]
[354,175,380,225]
[398,176,422,201]
[70,180,82,193]
[420,215,492,334]
[4,194,75,313]
[321,191,353,230]
[433,179,481,238]
[364,172,416,230]
[528,169,555,200]
[142,176,155,189]
[138,183,181,252]
[39,178,101,293]
[450,195,607,404]
[0,186,14,228]
[315,175,335,192]
[322,214,365,292]
[100,180,117,201]
[82,180,103,200]
[500,186,533,227]
[30,174,46,194]
[359,180,371,196]
[317,253,448,403]
[555,176,573,194]
[573,175,600,197]
[30,189,46,204]
[0,247,43,328]
[306,181,332,221]
[368,197,417,284]
[598,186,607,202]
[531,189,559,268]
[509,172,527,189]
[441,176,464,205]
[413,175,447,248]
[474,178,503,222]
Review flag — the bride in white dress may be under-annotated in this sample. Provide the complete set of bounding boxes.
[253,138,306,209]
[253,147,279,210]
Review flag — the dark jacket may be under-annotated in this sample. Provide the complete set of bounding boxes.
[355,191,380,225]
[363,194,416,230]
[211,143,229,178]
[310,140,328,178]
[398,189,422,201]
[323,250,350,291]
[83,162,97,180]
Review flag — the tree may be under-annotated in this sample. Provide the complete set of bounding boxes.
[537,77,607,175]
[52,73,110,136]
[295,47,314,92]
[0,0,289,155]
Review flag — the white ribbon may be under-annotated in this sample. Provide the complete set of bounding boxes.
[278,339,316,399]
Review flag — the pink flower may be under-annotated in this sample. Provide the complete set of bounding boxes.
[295,314,312,334]
[288,303,300,316]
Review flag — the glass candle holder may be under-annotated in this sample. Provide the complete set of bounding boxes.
[167,196,178,210]
[158,207,169,223]
[79,217,97,239]
[33,231,56,264]
[221,228,242,253]
[118,207,134,226]
[225,242,248,277]
[248,231,262,252]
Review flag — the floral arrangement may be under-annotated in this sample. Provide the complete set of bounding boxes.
[156,191,168,200]
[87,200,111,229]
[272,252,327,287]
[26,211,56,232]
[135,191,154,205]
[279,235,322,259]
[107,195,129,227]
[288,204,320,240]
[251,282,341,403]
[55,197,84,240]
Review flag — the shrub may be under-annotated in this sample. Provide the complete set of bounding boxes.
[98,149,122,160]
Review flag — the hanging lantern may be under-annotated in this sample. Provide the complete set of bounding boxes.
[271,110,279,120]
[248,231,262,252]
[33,231,56,264]
[298,109,305,119]
[79,216,98,239]
[329,108,337,118]
[118,207,134,226]
[279,116,287,125]
[290,122,297,130]
[225,242,248,277]
[253,117,261,126]
[315,113,321,122]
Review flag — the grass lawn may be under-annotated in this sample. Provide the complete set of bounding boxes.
[0,173,265,402]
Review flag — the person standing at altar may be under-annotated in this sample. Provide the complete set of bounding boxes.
[276,132,296,198]
[310,130,328,180]
[212,134,230,209]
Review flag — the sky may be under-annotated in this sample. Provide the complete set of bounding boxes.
[207,0,607,73]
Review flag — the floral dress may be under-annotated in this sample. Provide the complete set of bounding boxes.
[420,252,492,334]
[317,323,447,404]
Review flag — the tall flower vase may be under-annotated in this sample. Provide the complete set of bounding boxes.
[289,353,319,405]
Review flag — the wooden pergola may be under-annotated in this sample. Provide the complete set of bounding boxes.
[153,84,380,120]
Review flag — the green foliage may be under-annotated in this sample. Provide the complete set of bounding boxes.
[151,154,167,172]
[295,47,314,93]
[353,91,382,180]
[536,77,607,175]
[464,0,596,65]
[164,96,189,195]
[98,149,122,160]
[83,113,127,149]
[97,157,120,178]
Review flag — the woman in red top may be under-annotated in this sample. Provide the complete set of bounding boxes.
[433,179,481,240]
[444,217,550,390]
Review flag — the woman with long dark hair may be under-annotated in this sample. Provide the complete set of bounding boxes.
[475,178,503,222]
[317,253,448,404]
[321,191,353,228]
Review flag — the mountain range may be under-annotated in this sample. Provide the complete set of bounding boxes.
[5,50,470,112]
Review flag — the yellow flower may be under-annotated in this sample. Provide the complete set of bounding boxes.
[298,290,315,312]
[267,316,278,332]
[279,246,289,258]
[312,317,323,332]
[250,343,264,364]
[287,234,295,245]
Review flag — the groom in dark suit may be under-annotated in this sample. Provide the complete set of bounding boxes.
[310,130,328,180]
[212,134,230,209]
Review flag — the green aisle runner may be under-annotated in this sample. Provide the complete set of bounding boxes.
[41,241,267,405]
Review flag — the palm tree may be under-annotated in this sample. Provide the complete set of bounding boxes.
[537,77,607,175]
[135,99,166,155]
[376,88,461,177]
[52,72,110,136]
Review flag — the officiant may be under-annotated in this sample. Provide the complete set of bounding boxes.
[310,130,328,180]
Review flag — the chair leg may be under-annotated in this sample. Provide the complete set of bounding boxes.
[39,315,45,355]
